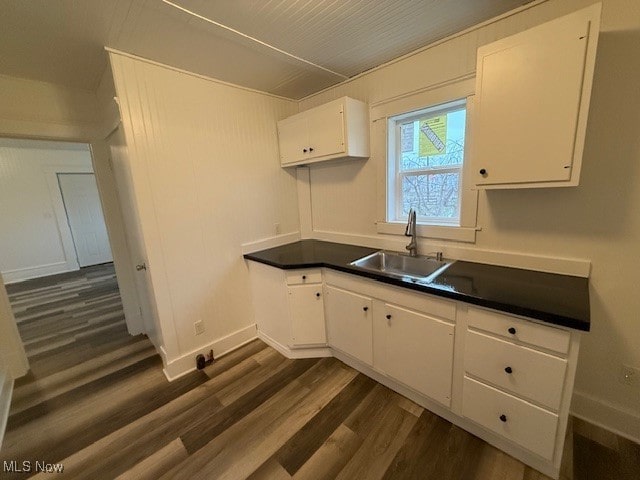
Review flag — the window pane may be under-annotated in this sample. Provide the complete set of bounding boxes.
[400,122,414,153]
[402,172,460,220]
[400,108,466,171]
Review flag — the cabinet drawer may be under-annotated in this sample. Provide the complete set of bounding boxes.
[465,330,567,410]
[468,307,570,354]
[462,376,558,460]
[285,269,322,285]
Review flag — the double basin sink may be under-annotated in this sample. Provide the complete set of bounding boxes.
[350,251,453,284]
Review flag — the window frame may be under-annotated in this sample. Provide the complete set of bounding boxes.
[371,77,479,243]
[388,99,467,226]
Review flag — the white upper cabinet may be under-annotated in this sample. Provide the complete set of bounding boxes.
[277,96,370,167]
[473,4,601,188]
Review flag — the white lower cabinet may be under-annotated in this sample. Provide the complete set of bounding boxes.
[247,262,580,479]
[248,261,328,352]
[324,285,373,365]
[288,284,326,346]
[374,303,454,407]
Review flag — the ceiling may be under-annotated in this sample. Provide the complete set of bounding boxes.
[0,0,531,99]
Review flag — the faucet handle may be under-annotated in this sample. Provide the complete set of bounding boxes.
[405,208,415,236]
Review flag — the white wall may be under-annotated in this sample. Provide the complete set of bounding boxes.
[298,0,640,439]
[109,52,299,378]
[0,139,95,282]
[0,74,102,141]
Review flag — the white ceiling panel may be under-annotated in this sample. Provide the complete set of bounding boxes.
[173,0,531,77]
[0,0,531,99]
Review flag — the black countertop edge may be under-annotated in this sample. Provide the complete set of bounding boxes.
[243,241,590,332]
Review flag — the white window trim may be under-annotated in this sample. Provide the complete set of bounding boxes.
[371,77,479,243]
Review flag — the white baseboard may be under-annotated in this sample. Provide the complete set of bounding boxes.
[0,370,14,451]
[256,330,332,359]
[2,261,77,284]
[312,229,591,278]
[571,390,640,444]
[162,324,258,381]
[241,232,301,255]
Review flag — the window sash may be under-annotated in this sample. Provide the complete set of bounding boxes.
[393,111,463,225]
[394,166,463,225]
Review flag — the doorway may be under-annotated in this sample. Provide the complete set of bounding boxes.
[0,137,146,359]
[58,173,113,268]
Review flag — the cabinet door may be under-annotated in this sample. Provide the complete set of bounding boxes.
[307,101,346,159]
[473,4,599,187]
[375,303,454,406]
[325,285,373,365]
[288,284,326,346]
[278,115,308,165]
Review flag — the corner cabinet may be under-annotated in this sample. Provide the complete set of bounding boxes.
[473,3,601,188]
[286,270,326,346]
[277,97,370,167]
[247,262,329,358]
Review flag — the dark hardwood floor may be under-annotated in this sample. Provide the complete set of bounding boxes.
[1,264,638,479]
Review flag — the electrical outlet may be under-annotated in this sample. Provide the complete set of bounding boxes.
[194,320,204,336]
[620,365,639,386]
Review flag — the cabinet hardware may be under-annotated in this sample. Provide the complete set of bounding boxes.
[316,292,321,298]
[309,147,314,152]
[508,327,517,335]
[363,306,369,312]
[136,263,147,271]
[386,314,392,320]
[479,168,487,176]
[302,275,306,280]
[499,414,507,422]
[505,366,513,374]
[303,148,307,153]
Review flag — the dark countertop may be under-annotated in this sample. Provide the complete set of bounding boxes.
[244,240,590,332]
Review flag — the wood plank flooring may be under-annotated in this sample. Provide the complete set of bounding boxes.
[2,265,638,479]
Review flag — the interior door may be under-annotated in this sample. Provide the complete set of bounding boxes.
[107,128,158,340]
[58,174,113,267]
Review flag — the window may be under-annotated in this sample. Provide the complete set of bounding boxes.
[388,99,467,226]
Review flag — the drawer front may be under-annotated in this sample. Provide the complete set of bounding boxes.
[285,269,322,285]
[468,307,570,354]
[465,330,567,410]
[462,376,559,460]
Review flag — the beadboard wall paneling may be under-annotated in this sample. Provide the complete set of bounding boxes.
[0,140,94,283]
[110,52,298,367]
[297,0,640,435]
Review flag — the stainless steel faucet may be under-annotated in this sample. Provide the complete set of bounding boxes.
[404,209,417,257]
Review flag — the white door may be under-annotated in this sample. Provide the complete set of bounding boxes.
[288,284,326,346]
[325,285,373,365]
[375,303,455,407]
[307,101,345,159]
[58,174,113,267]
[107,127,158,340]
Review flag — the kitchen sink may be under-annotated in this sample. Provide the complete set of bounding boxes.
[349,251,452,283]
